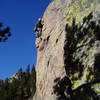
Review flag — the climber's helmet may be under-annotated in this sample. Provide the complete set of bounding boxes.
[38,18,41,21]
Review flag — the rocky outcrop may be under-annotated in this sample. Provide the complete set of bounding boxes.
[35,0,100,100]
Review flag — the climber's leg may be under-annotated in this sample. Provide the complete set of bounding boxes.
[38,28,42,37]
[36,31,39,38]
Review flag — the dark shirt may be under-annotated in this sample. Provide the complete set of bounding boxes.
[34,20,43,32]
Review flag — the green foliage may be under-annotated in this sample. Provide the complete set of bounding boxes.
[0,22,11,42]
[31,65,36,95]
[0,65,36,100]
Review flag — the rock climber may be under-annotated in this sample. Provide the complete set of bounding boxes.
[34,18,44,38]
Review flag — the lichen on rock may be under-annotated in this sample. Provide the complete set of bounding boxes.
[63,12,100,99]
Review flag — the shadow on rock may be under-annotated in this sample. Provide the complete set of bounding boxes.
[53,12,100,100]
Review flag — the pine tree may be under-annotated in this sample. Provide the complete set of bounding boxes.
[26,64,31,97]
[8,78,19,100]
[26,64,30,80]
[0,65,36,99]
[18,67,23,81]
[30,65,36,96]
[0,22,11,42]
[3,78,9,100]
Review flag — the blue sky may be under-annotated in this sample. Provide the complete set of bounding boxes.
[0,0,50,79]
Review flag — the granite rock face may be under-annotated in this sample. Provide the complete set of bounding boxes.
[35,0,100,100]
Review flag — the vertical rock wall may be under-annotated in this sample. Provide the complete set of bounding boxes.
[36,1,67,99]
[35,0,100,100]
